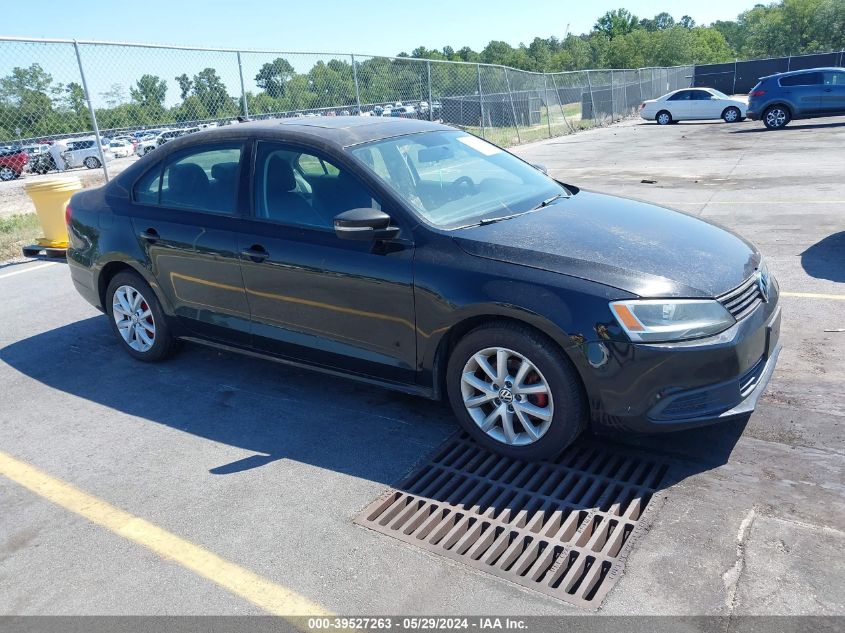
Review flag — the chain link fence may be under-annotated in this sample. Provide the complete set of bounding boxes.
[0,36,692,219]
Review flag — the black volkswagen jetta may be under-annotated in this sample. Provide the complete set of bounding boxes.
[66,117,781,460]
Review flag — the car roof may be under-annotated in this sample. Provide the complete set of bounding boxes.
[761,66,844,80]
[193,116,453,148]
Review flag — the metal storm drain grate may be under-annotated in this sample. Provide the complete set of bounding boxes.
[355,433,672,609]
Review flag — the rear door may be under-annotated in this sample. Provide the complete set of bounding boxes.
[779,72,823,116]
[128,141,252,345]
[822,71,845,114]
[666,90,693,119]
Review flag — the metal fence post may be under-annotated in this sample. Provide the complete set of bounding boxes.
[351,54,362,115]
[542,72,552,138]
[637,68,644,105]
[477,64,485,139]
[504,67,520,143]
[427,61,433,122]
[236,51,249,118]
[610,70,616,119]
[586,70,596,124]
[732,59,738,94]
[72,40,108,182]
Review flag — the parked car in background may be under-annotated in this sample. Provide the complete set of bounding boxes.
[109,139,133,158]
[0,146,28,181]
[156,129,185,146]
[641,88,748,125]
[66,118,781,461]
[747,67,845,129]
[63,138,112,169]
[135,135,159,156]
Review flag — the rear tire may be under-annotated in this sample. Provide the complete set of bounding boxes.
[446,322,586,461]
[106,271,177,362]
[722,106,741,123]
[83,156,101,169]
[763,105,791,129]
[656,110,672,125]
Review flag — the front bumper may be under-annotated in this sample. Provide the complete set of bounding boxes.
[583,289,781,433]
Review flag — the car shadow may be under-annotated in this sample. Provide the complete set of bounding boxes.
[801,231,845,283]
[731,119,845,133]
[0,316,747,498]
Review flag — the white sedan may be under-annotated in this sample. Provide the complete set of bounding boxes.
[640,88,748,125]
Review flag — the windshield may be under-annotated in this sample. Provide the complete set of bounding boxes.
[349,130,566,229]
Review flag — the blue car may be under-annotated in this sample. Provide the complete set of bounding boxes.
[747,67,845,129]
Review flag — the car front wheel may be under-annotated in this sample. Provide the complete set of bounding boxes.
[0,166,16,181]
[106,271,176,362]
[446,322,585,461]
[83,156,101,169]
[722,106,741,123]
[763,105,790,129]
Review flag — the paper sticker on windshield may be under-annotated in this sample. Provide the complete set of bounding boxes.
[457,135,502,156]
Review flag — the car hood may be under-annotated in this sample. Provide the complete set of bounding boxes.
[452,190,760,298]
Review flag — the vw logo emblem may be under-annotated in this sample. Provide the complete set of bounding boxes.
[498,388,514,404]
[758,268,770,303]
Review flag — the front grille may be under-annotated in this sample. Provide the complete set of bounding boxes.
[718,274,763,321]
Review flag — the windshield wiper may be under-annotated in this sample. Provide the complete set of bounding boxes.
[530,192,566,211]
[476,211,529,226]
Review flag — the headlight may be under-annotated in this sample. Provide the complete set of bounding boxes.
[609,299,735,343]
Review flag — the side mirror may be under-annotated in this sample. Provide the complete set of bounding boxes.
[334,208,400,241]
[533,163,548,175]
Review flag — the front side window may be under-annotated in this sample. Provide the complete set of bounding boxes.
[824,72,845,86]
[691,90,713,100]
[668,91,691,101]
[349,130,566,229]
[133,143,242,214]
[253,142,377,229]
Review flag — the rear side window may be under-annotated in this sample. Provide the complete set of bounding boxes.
[133,143,242,214]
[780,72,823,87]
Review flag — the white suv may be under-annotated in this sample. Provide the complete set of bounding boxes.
[63,138,113,169]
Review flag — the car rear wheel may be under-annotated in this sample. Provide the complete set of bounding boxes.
[446,322,585,461]
[83,156,101,169]
[763,105,790,129]
[0,166,15,181]
[656,110,672,125]
[106,271,176,362]
[722,106,741,123]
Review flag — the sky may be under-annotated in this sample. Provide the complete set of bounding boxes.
[5,1,760,55]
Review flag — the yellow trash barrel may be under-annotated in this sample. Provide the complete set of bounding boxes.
[24,177,83,249]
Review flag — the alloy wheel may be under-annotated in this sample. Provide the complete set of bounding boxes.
[0,166,15,181]
[460,347,554,446]
[657,112,670,125]
[766,108,786,128]
[112,285,156,352]
[724,108,739,122]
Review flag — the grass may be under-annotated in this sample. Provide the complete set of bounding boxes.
[461,103,597,147]
[0,213,41,262]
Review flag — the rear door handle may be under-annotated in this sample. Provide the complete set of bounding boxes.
[241,245,269,262]
[139,228,159,243]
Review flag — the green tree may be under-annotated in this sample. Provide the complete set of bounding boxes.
[594,8,640,40]
[130,74,167,112]
[191,68,235,117]
[175,73,193,100]
[254,57,295,98]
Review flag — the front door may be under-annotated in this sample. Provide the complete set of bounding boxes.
[822,71,845,114]
[238,141,417,383]
[127,141,252,345]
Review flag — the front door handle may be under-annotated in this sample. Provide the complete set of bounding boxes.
[139,228,159,243]
[241,245,269,262]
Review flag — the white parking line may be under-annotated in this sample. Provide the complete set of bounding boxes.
[0,262,58,280]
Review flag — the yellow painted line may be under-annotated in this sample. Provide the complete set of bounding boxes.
[0,450,330,619]
[0,262,57,280]
[781,291,845,300]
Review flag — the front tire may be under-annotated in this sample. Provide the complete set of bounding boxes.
[0,166,15,181]
[722,106,741,123]
[656,110,672,125]
[83,156,101,169]
[763,105,790,129]
[106,271,176,362]
[446,322,586,461]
